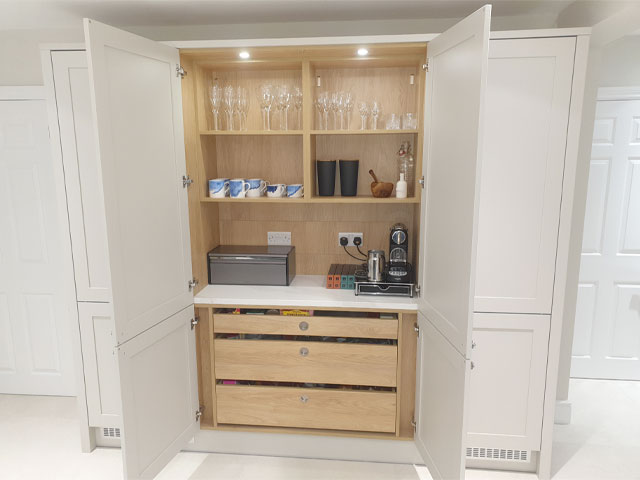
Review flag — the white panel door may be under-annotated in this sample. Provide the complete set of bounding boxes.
[467,313,550,451]
[78,302,121,427]
[117,306,198,480]
[51,50,110,303]
[84,18,193,344]
[474,37,576,314]
[414,6,490,480]
[0,92,75,395]
[572,97,640,380]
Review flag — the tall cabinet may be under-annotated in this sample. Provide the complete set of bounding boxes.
[43,15,589,480]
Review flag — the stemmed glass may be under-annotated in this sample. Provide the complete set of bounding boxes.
[344,92,354,130]
[336,92,346,130]
[223,85,235,130]
[318,92,330,130]
[358,101,369,130]
[370,100,381,130]
[236,87,249,131]
[330,92,339,130]
[292,87,303,130]
[314,96,323,130]
[259,84,274,130]
[210,85,223,130]
[276,86,291,130]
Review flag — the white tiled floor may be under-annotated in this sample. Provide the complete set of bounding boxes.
[0,379,638,479]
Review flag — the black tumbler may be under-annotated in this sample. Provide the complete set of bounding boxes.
[339,159,359,196]
[316,160,336,196]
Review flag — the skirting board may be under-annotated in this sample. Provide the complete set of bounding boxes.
[554,400,572,425]
[187,429,423,464]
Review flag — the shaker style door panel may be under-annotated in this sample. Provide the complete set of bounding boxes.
[78,302,121,427]
[51,50,110,302]
[467,313,550,451]
[84,18,193,344]
[415,6,491,480]
[474,37,576,314]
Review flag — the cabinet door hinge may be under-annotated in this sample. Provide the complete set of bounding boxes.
[177,64,187,79]
[418,176,425,189]
[188,278,198,291]
[411,418,417,432]
[414,323,419,335]
[195,406,203,422]
[422,60,429,72]
[182,175,194,188]
[190,316,199,330]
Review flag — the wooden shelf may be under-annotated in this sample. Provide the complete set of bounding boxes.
[201,197,304,203]
[308,195,420,204]
[200,130,303,136]
[311,130,419,135]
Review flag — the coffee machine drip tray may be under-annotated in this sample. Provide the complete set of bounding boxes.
[355,280,414,297]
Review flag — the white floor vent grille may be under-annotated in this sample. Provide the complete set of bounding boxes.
[466,447,529,462]
[102,427,121,438]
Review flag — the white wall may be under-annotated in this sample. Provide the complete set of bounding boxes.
[599,35,640,87]
[0,13,558,86]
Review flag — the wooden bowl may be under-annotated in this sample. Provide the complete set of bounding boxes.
[369,169,394,198]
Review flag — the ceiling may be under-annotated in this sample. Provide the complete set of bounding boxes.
[0,0,633,31]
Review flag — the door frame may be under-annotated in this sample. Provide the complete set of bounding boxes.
[40,47,96,453]
[597,86,640,101]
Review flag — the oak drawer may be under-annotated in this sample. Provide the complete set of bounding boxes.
[216,385,396,433]
[215,339,397,386]
[213,313,398,339]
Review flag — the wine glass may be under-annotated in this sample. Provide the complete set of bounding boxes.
[292,87,303,130]
[314,95,324,130]
[236,87,249,131]
[358,101,369,130]
[319,92,330,130]
[276,86,291,130]
[344,92,354,130]
[336,92,346,130]
[259,84,274,130]
[223,85,235,130]
[370,100,381,130]
[330,92,339,130]
[210,85,223,130]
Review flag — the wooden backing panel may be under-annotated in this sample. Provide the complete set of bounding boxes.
[213,313,398,339]
[216,385,396,433]
[215,339,397,386]
[302,60,312,199]
[398,313,418,438]
[311,66,419,131]
[194,307,214,427]
[314,133,419,200]
[180,55,220,291]
[212,135,303,186]
[201,66,303,132]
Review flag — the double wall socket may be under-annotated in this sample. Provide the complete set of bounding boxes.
[338,232,364,247]
[267,232,291,246]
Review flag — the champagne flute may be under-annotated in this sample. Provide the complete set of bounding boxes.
[344,92,354,130]
[277,85,291,130]
[293,87,303,130]
[223,85,235,130]
[210,85,223,130]
[358,101,369,130]
[370,100,381,130]
[330,92,339,130]
[259,84,274,130]
[237,87,249,131]
[336,92,346,130]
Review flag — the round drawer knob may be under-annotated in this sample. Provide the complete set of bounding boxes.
[299,347,309,357]
[300,395,309,404]
[299,321,309,331]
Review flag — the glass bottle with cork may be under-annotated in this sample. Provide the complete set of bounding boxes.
[397,141,415,197]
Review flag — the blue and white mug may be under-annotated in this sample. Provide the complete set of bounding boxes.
[229,178,251,199]
[208,178,229,198]
[286,184,304,198]
[246,178,268,198]
[266,184,286,198]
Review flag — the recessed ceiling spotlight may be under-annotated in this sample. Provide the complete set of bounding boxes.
[239,51,250,59]
[357,48,369,56]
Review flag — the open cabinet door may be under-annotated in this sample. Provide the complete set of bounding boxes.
[415,6,490,480]
[83,19,198,479]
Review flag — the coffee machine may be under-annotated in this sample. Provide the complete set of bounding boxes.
[387,223,411,283]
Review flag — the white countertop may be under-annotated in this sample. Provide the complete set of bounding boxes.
[194,275,418,311]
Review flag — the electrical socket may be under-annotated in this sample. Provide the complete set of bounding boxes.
[267,232,291,246]
[338,232,364,247]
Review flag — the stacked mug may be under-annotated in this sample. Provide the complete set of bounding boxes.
[209,178,303,199]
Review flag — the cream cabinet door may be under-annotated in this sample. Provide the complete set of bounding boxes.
[415,6,491,480]
[78,302,121,427]
[467,313,550,451]
[51,50,111,303]
[474,37,576,314]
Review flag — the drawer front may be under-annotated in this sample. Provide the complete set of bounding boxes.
[215,339,397,386]
[217,385,396,433]
[214,313,398,339]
